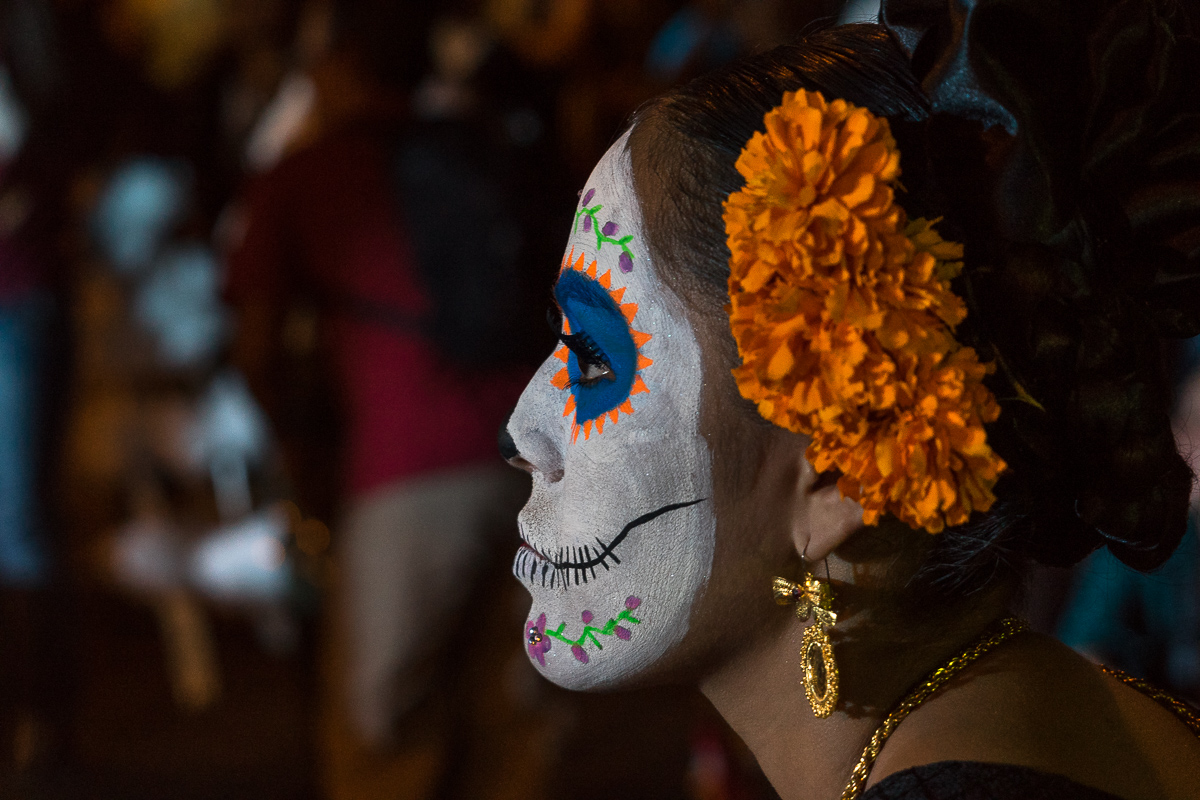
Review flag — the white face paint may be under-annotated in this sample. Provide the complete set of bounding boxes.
[506,132,716,690]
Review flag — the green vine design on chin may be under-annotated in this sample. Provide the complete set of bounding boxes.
[574,188,635,273]
[534,596,642,665]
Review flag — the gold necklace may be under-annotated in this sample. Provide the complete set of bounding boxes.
[1098,665,1200,736]
[841,616,1030,800]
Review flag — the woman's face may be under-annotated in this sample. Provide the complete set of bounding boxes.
[505,131,720,690]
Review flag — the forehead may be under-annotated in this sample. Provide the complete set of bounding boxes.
[557,131,656,294]
[578,131,636,228]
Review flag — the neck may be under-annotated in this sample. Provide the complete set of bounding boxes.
[700,619,879,800]
[699,567,1010,800]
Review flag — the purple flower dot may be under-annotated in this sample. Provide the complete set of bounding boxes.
[615,625,631,641]
[582,188,595,205]
[581,610,593,624]
[618,251,633,274]
[625,596,641,610]
[602,221,620,237]
[571,645,589,664]
[581,215,592,233]
[526,619,550,666]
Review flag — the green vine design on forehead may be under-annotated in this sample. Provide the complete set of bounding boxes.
[575,188,635,273]
[529,596,643,665]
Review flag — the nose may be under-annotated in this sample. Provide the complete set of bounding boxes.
[503,360,568,481]
[498,414,535,473]
[501,411,566,482]
[498,421,520,461]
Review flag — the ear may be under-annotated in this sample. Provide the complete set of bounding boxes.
[790,453,864,563]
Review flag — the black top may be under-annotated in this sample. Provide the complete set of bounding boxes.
[861,761,1124,800]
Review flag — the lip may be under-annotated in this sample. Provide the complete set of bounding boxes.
[517,540,550,560]
[517,521,551,560]
[513,545,555,589]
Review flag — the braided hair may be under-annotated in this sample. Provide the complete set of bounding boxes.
[627,3,1200,594]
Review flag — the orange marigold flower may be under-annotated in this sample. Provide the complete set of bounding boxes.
[724,89,1006,533]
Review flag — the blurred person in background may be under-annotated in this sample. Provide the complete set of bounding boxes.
[224,1,549,796]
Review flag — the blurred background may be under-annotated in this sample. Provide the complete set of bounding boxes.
[0,0,1195,798]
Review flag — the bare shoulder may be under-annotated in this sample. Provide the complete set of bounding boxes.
[868,633,1200,800]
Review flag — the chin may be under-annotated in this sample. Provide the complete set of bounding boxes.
[516,548,707,691]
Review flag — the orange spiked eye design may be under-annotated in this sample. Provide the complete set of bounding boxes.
[551,249,653,443]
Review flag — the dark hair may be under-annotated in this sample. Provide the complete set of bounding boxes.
[628,22,1197,594]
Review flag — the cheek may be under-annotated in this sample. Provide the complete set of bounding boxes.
[524,454,716,689]
[694,410,809,658]
[513,232,723,684]
[517,350,719,686]
[653,341,803,652]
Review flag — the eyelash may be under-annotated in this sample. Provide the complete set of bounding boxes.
[560,331,614,387]
[549,307,614,388]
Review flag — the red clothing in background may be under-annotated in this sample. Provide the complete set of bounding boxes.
[224,127,524,499]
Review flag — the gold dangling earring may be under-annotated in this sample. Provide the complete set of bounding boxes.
[772,563,839,718]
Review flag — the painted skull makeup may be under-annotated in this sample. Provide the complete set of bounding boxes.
[506,132,716,690]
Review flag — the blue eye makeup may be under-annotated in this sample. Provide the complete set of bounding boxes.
[550,250,652,442]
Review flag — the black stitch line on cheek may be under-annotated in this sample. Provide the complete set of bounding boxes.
[516,498,707,592]
[552,498,706,571]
